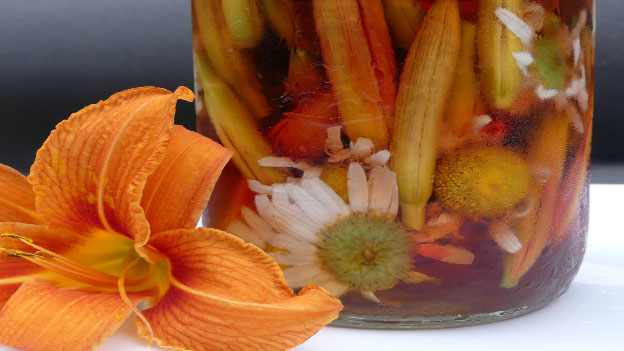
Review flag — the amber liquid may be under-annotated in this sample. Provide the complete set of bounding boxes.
[193,0,594,327]
[337,182,589,323]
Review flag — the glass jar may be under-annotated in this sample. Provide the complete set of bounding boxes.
[192,0,594,328]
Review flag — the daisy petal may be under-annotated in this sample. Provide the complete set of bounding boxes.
[286,183,334,226]
[403,271,441,284]
[347,162,368,213]
[227,220,266,248]
[271,184,290,207]
[283,264,334,288]
[141,126,232,234]
[536,85,559,100]
[565,78,582,98]
[328,148,353,163]
[28,87,194,250]
[314,278,350,298]
[141,228,342,351]
[513,197,534,218]
[573,37,581,66]
[240,206,276,242]
[489,220,522,253]
[364,150,391,166]
[303,167,323,179]
[351,138,375,159]
[247,179,274,194]
[254,194,274,222]
[325,126,344,154]
[361,291,382,304]
[257,186,319,242]
[270,195,320,242]
[367,166,396,216]
[571,9,588,38]
[388,172,400,217]
[300,178,350,217]
[566,67,589,111]
[495,7,534,45]
[258,156,299,169]
[0,164,42,224]
[512,51,534,76]
[270,251,317,266]
[268,233,317,256]
[565,104,585,134]
[0,278,146,351]
[471,115,493,134]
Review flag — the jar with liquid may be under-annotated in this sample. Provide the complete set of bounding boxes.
[193,0,594,328]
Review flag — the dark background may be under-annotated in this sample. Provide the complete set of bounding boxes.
[1,0,622,181]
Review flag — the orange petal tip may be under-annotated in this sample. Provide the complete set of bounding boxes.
[172,86,195,103]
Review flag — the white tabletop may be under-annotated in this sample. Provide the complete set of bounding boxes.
[2,184,623,351]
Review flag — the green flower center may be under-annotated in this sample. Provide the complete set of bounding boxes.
[317,214,413,292]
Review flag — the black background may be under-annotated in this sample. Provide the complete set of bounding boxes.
[0,0,622,180]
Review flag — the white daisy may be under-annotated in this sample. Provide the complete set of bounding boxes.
[497,4,590,127]
[228,134,434,303]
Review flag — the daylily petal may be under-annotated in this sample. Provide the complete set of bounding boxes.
[139,228,342,351]
[0,278,147,351]
[141,125,232,233]
[0,164,41,224]
[28,87,194,251]
[0,282,20,309]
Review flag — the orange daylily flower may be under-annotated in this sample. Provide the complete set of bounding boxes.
[0,86,342,351]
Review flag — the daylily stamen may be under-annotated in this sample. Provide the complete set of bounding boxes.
[2,233,156,290]
[1,233,121,288]
[118,259,154,348]
[0,248,40,259]
[21,255,120,288]
[0,234,33,242]
[2,233,83,268]
[1,249,114,288]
